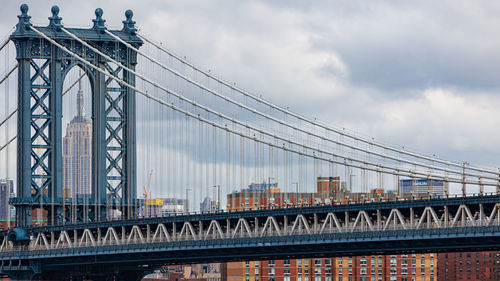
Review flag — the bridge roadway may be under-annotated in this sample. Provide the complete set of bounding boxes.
[1,195,499,280]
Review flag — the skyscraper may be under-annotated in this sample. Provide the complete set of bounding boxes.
[62,74,92,197]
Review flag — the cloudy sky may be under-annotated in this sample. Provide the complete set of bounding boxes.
[2,0,500,169]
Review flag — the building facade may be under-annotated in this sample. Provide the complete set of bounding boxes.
[398,179,448,197]
[437,252,500,280]
[137,198,186,217]
[0,179,14,229]
[62,77,92,197]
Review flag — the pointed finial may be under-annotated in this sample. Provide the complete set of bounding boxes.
[92,8,107,33]
[122,9,137,34]
[48,5,63,30]
[16,4,32,33]
[77,69,85,118]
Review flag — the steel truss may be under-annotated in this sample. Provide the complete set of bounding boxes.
[1,195,499,254]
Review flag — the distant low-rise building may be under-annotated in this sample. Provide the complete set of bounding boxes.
[137,198,186,217]
[399,179,448,197]
[0,179,14,229]
[223,178,440,281]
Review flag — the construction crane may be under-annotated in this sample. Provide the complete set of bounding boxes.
[142,170,153,217]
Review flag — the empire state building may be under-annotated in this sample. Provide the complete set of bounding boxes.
[62,77,92,197]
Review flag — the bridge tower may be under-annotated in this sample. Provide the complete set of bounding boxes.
[9,4,142,226]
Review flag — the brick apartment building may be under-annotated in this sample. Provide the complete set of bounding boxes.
[222,177,438,281]
[437,252,500,280]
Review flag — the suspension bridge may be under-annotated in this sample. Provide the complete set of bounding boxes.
[0,4,499,281]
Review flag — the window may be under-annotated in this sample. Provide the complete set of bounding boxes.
[325,259,331,266]
[402,259,408,266]
[284,278,290,281]
[338,260,343,266]
[314,268,322,275]
[269,260,275,266]
[284,259,291,266]
[268,278,275,281]
[360,268,367,275]
[378,259,382,267]
[298,260,302,267]
[371,259,375,267]
[348,259,353,267]
[325,278,331,281]
[315,278,322,281]
[421,267,426,275]
[371,268,375,275]
[305,260,309,266]
[315,259,322,266]
[284,269,291,275]
[360,259,367,266]
[390,267,397,275]
[390,277,397,281]
[246,268,249,276]
[348,268,352,275]
[360,278,367,281]
[325,268,331,275]
[390,259,397,266]
[255,261,259,266]
[339,268,343,275]
[430,268,434,275]
[255,277,259,281]
[268,268,275,275]
[402,268,408,275]
[255,269,259,275]
[245,261,250,267]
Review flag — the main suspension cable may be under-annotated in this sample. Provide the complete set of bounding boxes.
[32,26,497,186]
[138,32,497,175]
[111,30,498,180]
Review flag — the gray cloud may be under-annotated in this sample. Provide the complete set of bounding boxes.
[1,0,500,171]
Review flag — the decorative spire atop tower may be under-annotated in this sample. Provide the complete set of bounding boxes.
[122,10,137,34]
[15,4,32,34]
[92,8,107,33]
[48,5,63,30]
[76,70,85,118]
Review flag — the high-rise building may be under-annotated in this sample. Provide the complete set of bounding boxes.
[62,75,92,197]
